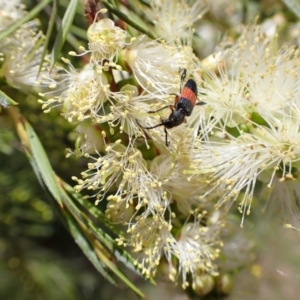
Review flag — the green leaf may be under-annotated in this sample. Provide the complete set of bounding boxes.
[66,32,84,52]
[9,109,145,296]
[0,0,52,42]
[50,0,79,68]
[59,182,148,293]
[25,122,62,205]
[38,0,58,76]
[63,211,117,285]
[281,0,300,19]
[0,90,18,107]
[70,25,88,40]
[31,162,147,296]
[101,0,157,40]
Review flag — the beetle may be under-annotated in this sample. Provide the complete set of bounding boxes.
[139,69,206,146]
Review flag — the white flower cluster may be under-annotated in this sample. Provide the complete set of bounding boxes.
[39,2,226,288]
[190,27,300,225]
[0,0,52,94]
[0,0,25,31]
[7,0,300,294]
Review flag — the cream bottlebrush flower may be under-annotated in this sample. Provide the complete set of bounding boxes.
[0,19,41,51]
[149,145,212,215]
[174,221,221,288]
[196,56,249,132]
[87,18,127,64]
[1,27,52,94]
[40,63,109,123]
[105,84,159,141]
[105,198,135,225]
[237,37,300,125]
[195,26,300,138]
[0,0,25,31]
[191,115,300,222]
[125,214,221,288]
[73,142,169,216]
[145,0,207,42]
[198,34,258,131]
[262,175,300,224]
[74,121,106,154]
[125,35,195,93]
[186,26,300,222]
[72,143,224,283]
[126,216,171,278]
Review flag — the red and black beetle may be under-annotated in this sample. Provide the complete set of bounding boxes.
[139,69,205,146]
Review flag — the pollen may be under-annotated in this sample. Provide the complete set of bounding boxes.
[87,18,127,63]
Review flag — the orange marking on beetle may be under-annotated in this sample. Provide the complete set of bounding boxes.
[181,87,197,105]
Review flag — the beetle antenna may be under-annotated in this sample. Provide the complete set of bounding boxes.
[139,123,164,129]
[164,127,169,146]
[180,68,187,92]
[136,120,164,130]
[136,120,169,146]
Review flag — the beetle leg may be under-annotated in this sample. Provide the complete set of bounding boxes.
[148,105,172,113]
[164,127,170,147]
[195,101,206,106]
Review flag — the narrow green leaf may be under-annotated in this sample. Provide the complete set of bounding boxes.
[0,0,52,42]
[58,184,134,267]
[281,0,300,19]
[25,122,62,205]
[38,0,58,75]
[62,182,153,286]
[64,182,122,232]
[94,247,145,298]
[70,25,88,40]
[83,211,152,286]
[101,0,157,40]
[0,90,18,107]
[57,182,147,295]
[50,0,79,68]
[63,211,117,285]
[66,32,84,52]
